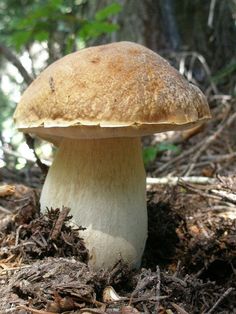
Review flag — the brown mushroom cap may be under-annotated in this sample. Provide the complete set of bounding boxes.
[14,41,211,141]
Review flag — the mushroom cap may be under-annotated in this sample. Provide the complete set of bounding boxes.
[14,41,211,141]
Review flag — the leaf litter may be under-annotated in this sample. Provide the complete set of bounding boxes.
[0,181,235,314]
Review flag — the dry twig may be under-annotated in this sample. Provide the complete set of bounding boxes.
[171,303,189,314]
[0,205,12,214]
[155,266,161,313]
[210,189,236,204]
[146,176,216,186]
[178,180,221,201]
[50,206,71,240]
[184,108,236,176]
[25,134,49,174]
[156,104,236,176]
[18,305,57,314]
[205,287,234,314]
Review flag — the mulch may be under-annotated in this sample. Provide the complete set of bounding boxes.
[0,182,235,314]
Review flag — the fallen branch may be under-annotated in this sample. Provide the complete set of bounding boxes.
[146,176,216,186]
[210,189,236,204]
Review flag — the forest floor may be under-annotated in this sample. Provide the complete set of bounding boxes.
[0,99,235,314]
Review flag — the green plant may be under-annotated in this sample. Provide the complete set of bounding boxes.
[0,0,122,53]
[212,59,236,84]
[143,143,180,166]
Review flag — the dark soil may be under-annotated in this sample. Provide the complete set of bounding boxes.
[0,182,235,314]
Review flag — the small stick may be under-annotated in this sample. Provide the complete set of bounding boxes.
[0,216,14,232]
[157,105,236,176]
[163,274,187,287]
[155,266,161,313]
[15,225,24,246]
[146,176,216,186]
[79,308,106,314]
[0,264,31,275]
[205,287,234,314]
[184,108,235,176]
[0,242,35,255]
[208,0,217,28]
[25,133,49,174]
[155,141,203,174]
[178,180,221,201]
[18,304,57,314]
[200,152,236,162]
[103,294,167,304]
[0,205,12,214]
[171,303,189,314]
[173,260,181,277]
[131,295,167,304]
[210,189,236,204]
[0,309,20,314]
[50,207,70,240]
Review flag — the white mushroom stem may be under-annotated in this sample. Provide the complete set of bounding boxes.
[40,137,147,269]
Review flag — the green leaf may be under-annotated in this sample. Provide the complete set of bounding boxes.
[92,21,119,33]
[10,31,31,50]
[79,21,119,40]
[212,60,236,83]
[16,0,62,27]
[156,143,180,153]
[19,6,52,27]
[50,0,63,9]
[95,3,122,21]
[65,35,75,54]
[34,30,49,42]
[143,143,180,166]
[143,147,159,166]
[0,90,14,127]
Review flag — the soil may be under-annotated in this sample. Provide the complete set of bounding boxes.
[0,100,235,314]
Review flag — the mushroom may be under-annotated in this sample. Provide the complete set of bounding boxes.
[14,42,211,269]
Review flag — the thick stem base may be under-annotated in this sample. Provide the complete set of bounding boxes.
[40,138,147,269]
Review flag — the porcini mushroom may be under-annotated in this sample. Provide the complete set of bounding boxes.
[14,42,211,269]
